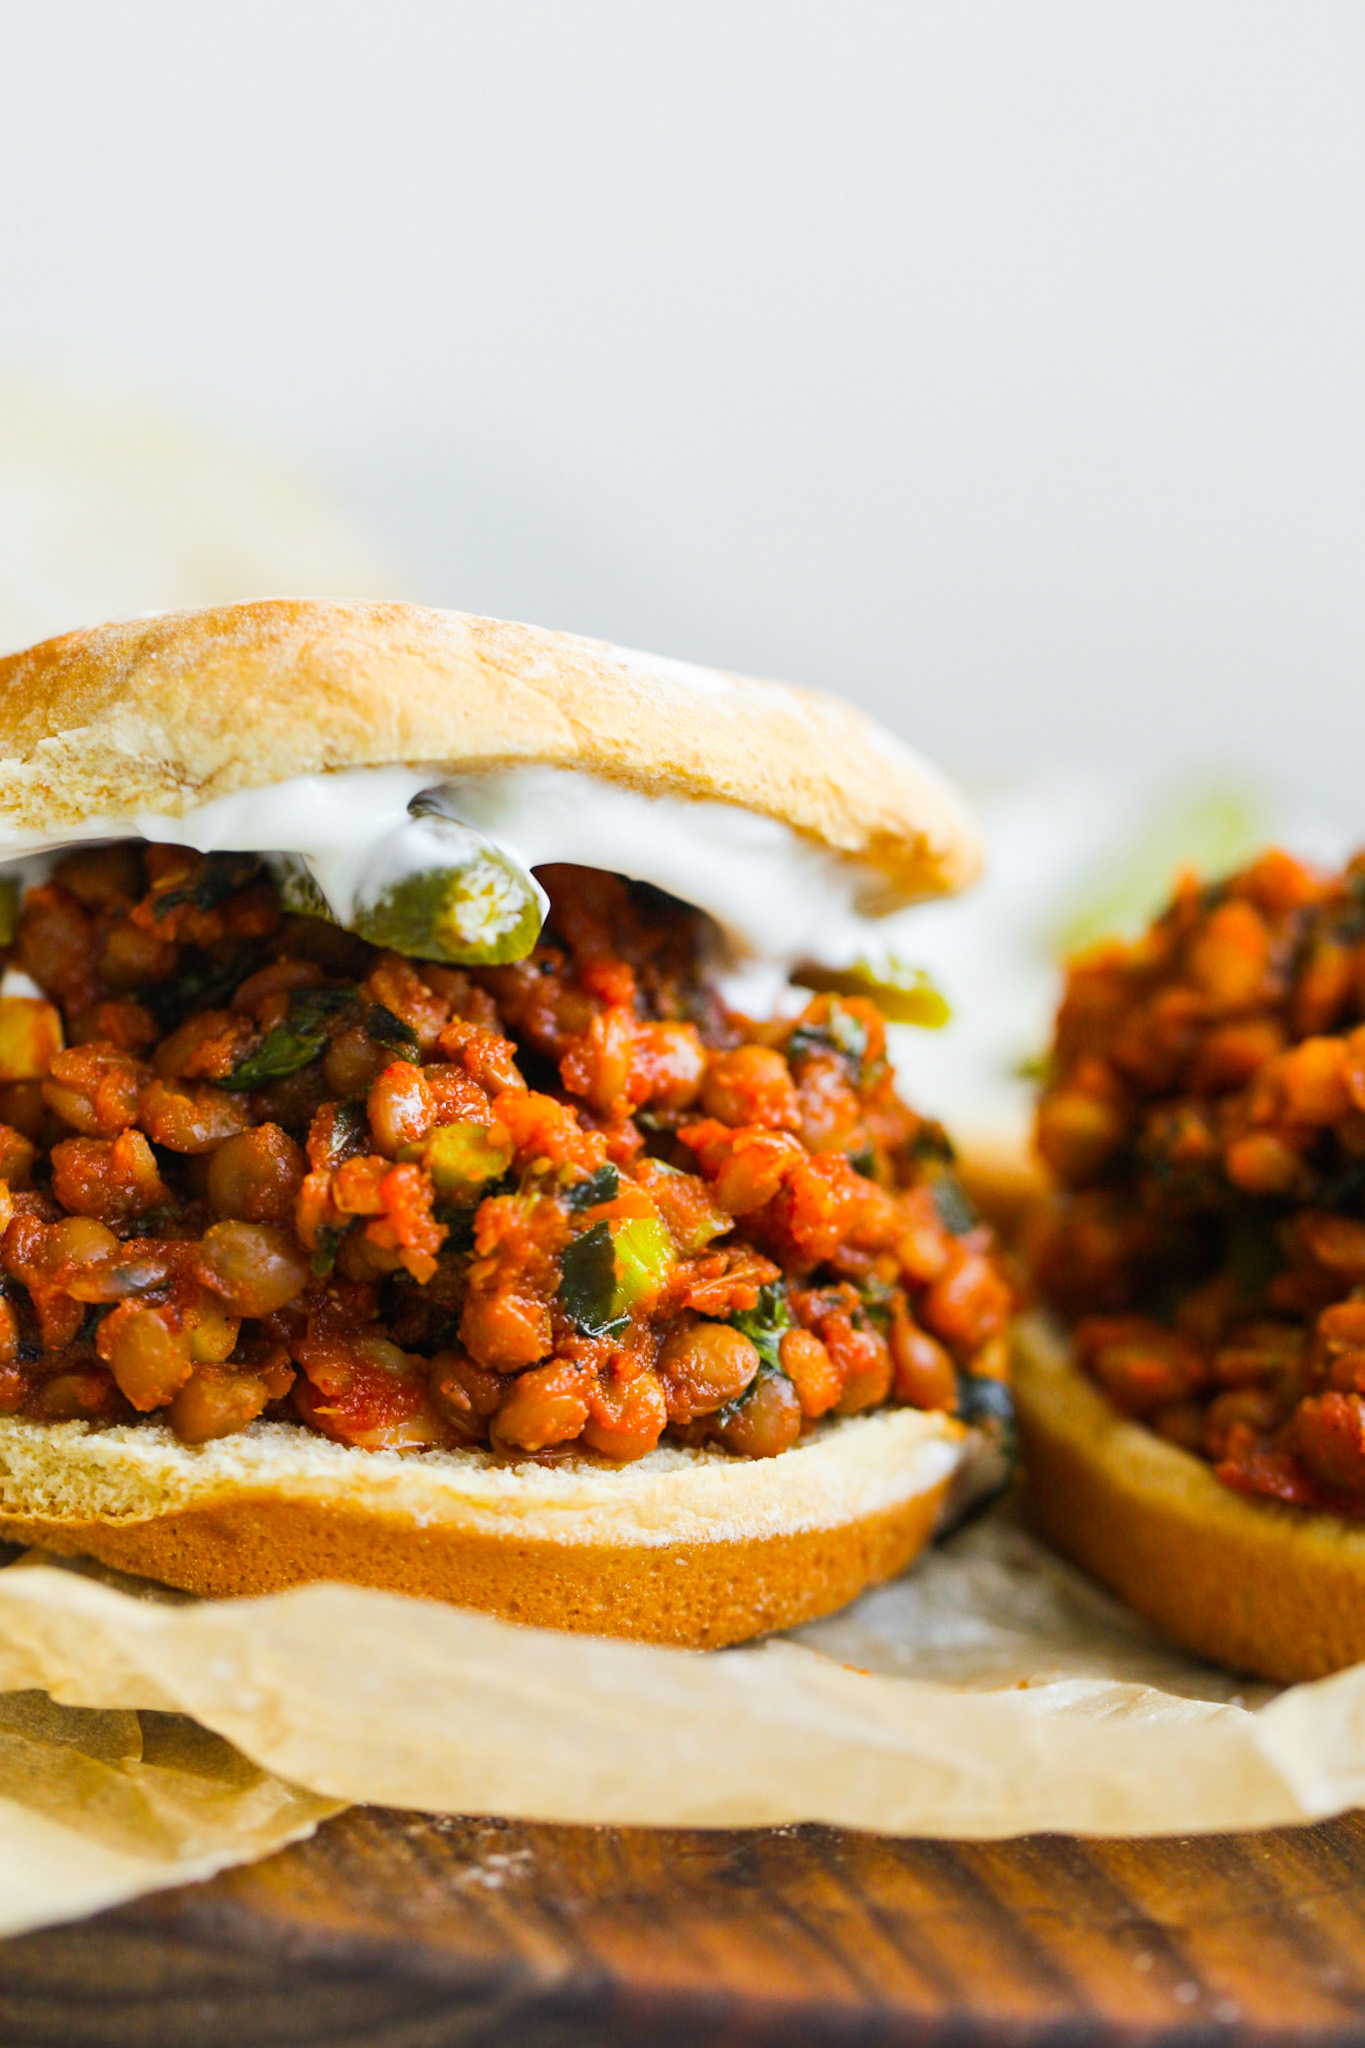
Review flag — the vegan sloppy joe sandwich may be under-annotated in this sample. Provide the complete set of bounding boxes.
[0,599,1014,1647]
[1019,847,1365,1680]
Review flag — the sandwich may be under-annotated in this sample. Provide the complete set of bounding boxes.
[0,599,1013,1647]
[1018,847,1365,1680]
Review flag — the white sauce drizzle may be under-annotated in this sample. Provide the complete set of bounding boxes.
[0,765,917,1016]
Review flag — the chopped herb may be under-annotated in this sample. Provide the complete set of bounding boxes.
[942,1370,1018,1528]
[728,1282,791,1375]
[147,951,254,1030]
[567,1162,620,1211]
[0,877,18,950]
[931,1175,978,1238]
[327,1098,370,1163]
[365,1003,421,1056]
[152,852,261,918]
[223,987,354,1090]
[857,1274,896,1332]
[311,1227,341,1278]
[1311,1154,1365,1215]
[905,1123,956,1167]
[434,1164,517,1243]
[716,1285,793,1425]
[848,1144,877,1179]
[559,1221,629,1339]
[295,985,359,1015]
[558,1213,675,1338]
[434,1205,479,1252]
[225,1020,330,1089]
[787,1000,869,1072]
[955,1370,1016,1456]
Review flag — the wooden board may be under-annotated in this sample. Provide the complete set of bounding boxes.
[2,1807,1365,2043]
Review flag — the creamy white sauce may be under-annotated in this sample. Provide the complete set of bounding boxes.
[0,765,917,1015]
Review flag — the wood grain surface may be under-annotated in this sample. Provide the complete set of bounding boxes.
[2,1807,1365,2045]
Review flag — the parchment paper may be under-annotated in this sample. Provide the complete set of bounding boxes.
[0,1680,338,1935]
[0,1491,1358,1913]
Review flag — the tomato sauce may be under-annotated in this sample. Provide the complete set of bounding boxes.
[1033,848,1365,1513]
[0,844,1012,1461]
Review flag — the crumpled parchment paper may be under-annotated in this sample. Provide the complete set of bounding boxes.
[0,1486,1362,1949]
[0,1678,338,1935]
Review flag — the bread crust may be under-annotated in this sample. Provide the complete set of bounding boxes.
[0,1406,962,1647]
[0,600,979,903]
[1015,1313,1365,1682]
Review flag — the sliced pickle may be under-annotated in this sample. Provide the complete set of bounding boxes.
[271,855,335,922]
[354,850,542,966]
[269,810,546,968]
[794,957,951,1028]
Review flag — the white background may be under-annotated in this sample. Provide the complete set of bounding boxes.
[0,3,1361,823]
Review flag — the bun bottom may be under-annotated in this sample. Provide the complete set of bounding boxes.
[1015,1314,1365,1682]
[0,1406,963,1648]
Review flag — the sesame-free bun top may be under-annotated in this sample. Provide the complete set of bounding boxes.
[0,600,980,904]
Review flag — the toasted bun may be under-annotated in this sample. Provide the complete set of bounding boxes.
[0,1407,963,1647]
[1015,1313,1365,1682]
[0,599,979,903]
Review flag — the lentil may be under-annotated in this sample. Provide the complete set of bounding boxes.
[0,845,1013,1459]
[1034,847,1365,1514]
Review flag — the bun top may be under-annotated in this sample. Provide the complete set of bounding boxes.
[0,599,980,902]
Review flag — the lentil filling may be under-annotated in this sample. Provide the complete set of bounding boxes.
[1033,848,1365,1515]
[0,843,1012,1462]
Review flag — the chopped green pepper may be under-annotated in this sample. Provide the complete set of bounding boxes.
[423,1121,515,1203]
[930,1174,978,1238]
[611,1218,675,1311]
[567,1162,620,1211]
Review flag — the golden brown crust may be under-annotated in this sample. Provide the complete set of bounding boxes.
[0,600,980,902]
[0,1491,943,1648]
[0,1407,962,1646]
[1015,1313,1365,1682]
